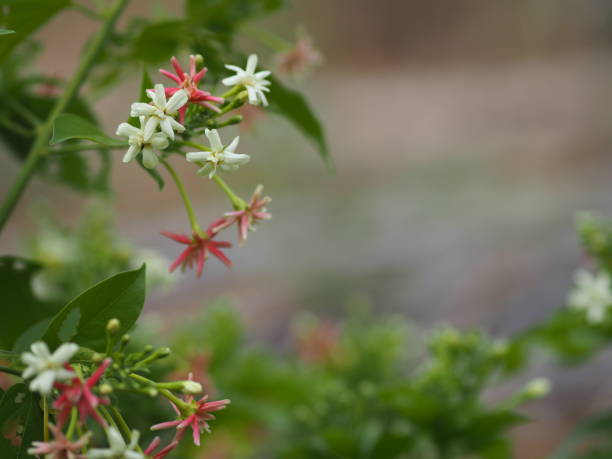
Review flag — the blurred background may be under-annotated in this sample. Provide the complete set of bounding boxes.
[3,1,612,457]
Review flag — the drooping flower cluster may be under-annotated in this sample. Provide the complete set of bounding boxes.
[114,53,273,278]
[18,327,230,458]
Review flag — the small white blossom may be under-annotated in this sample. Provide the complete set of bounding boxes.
[222,54,271,106]
[116,116,169,169]
[22,342,78,395]
[567,269,612,323]
[130,84,188,141]
[186,128,249,178]
[87,427,143,459]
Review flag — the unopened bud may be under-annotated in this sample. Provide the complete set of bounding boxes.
[181,380,203,395]
[106,318,121,335]
[99,383,113,395]
[146,387,159,397]
[120,334,131,345]
[144,344,153,353]
[523,378,551,399]
[157,347,171,357]
[91,352,105,364]
[194,54,204,68]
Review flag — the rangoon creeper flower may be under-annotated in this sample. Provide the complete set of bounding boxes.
[54,358,112,427]
[151,374,230,446]
[211,185,271,245]
[88,427,143,459]
[567,269,612,324]
[160,55,224,123]
[130,84,188,141]
[222,54,271,106]
[21,341,78,395]
[186,128,249,178]
[161,228,232,278]
[277,35,322,76]
[28,423,90,459]
[116,116,169,169]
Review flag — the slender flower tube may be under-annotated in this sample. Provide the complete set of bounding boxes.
[159,55,224,123]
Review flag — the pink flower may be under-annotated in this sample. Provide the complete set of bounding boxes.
[212,185,271,245]
[277,37,322,76]
[151,375,230,447]
[159,55,224,123]
[53,358,112,427]
[161,229,232,278]
[27,423,90,459]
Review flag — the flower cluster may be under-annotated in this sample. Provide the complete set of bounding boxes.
[115,54,273,278]
[19,318,230,458]
[567,269,612,323]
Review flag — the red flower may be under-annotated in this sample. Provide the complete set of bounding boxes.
[27,423,90,458]
[161,229,232,278]
[160,55,224,123]
[212,185,271,245]
[151,375,230,446]
[53,358,111,427]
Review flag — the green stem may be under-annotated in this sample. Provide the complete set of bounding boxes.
[0,366,21,377]
[49,143,122,155]
[0,117,33,136]
[160,158,203,236]
[110,406,143,453]
[221,85,242,99]
[129,373,189,412]
[7,99,42,127]
[0,0,130,235]
[177,140,210,151]
[43,397,49,442]
[99,405,119,430]
[66,407,78,440]
[213,175,246,209]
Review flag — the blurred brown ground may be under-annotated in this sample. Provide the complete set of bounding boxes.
[3,1,612,457]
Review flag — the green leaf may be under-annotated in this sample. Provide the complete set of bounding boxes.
[131,20,186,64]
[0,0,70,63]
[42,265,147,351]
[267,75,332,169]
[0,257,60,350]
[16,390,43,458]
[0,384,42,458]
[0,28,15,35]
[50,113,127,147]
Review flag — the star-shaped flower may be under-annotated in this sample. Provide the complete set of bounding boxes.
[185,128,249,178]
[568,269,612,323]
[116,116,169,168]
[212,185,271,244]
[87,427,143,459]
[222,54,271,106]
[21,342,78,395]
[150,374,230,446]
[161,229,232,278]
[53,358,112,427]
[27,423,90,459]
[130,84,188,141]
[160,55,224,123]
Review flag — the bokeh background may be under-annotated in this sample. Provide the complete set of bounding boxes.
[3,1,612,457]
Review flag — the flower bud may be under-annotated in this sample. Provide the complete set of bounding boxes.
[522,378,551,400]
[144,344,153,353]
[106,318,121,335]
[181,380,203,395]
[91,352,105,364]
[99,383,113,395]
[194,54,204,68]
[120,334,131,345]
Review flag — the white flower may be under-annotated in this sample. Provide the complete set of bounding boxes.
[115,116,169,169]
[130,84,188,141]
[186,128,249,178]
[567,269,612,323]
[87,427,143,459]
[222,54,271,106]
[21,342,78,395]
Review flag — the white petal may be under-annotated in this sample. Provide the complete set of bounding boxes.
[258,90,269,107]
[186,151,211,163]
[21,352,39,367]
[107,427,126,449]
[22,367,36,379]
[141,147,159,169]
[130,103,156,117]
[222,75,241,87]
[30,371,55,395]
[225,64,244,73]
[205,129,223,151]
[51,342,78,364]
[87,449,114,458]
[169,117,185,132]
[123,145,140,163]
[143,117,158,142]
[116,122,140,138]
[246,86,258,105]
[159,118,174,140]
[153,84,167,108]
[225,136,240,153]
[54,368,75,381]
[166,89,188,113]
[125,452,145,459]
[150,133,169,150]
[246,54,258,74]
[224,152,250,165]
[254,70,271,79]
[31,342,50,359]
[197,163,213,177]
